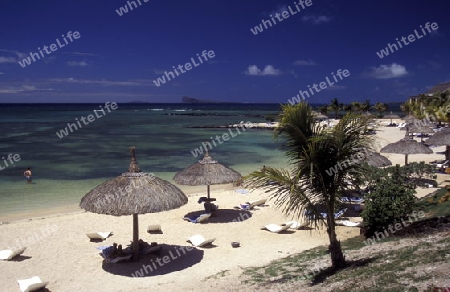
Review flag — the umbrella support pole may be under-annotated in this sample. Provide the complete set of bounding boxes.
[207,185,210,199]
[133,214,139,261]
[405,154,408,165]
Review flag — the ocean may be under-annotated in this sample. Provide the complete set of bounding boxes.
[0,103,287,221]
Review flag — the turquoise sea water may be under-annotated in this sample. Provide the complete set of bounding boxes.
[0,103,289,221]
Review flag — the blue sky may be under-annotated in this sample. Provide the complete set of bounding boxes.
[0,0,448,104]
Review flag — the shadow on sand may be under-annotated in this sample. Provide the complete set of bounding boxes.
[183,209,252,224]
[102,243,204,277]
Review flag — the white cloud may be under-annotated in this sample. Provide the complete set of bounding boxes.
[369,63,408,79]
[293,60,316,66]
[268,5,287,16]
[0,56,17,63]
[50,78,154,86]
[0,85,52,94]
[245,65,281,76]
[67,61,88,67]
[302,15,331,24]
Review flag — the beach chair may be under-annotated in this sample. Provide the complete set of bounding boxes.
[283,220,307,230]
[0,247,26,261]
[147,224,162,234]
[97,246,133,263]
[234,198,268,210]
[182,213,211,223]
[86,232,112,241]
[17,276,48,292]
[187,234,216,247]
[261,222,293,233]
[336,220,362,227]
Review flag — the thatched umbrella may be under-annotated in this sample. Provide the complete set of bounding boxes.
[383,112,400,124]
[402,114,416,123]
[364,151,392,167]
[80,147,188,261]
[407,125,435,142]
[173,151,241,199]
[425,128,450,160]
[380,135,433,165]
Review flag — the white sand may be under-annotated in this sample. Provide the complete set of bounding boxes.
[0,120,445,292]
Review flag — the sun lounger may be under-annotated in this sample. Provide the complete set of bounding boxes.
[187,235,216,247]
[106,254,132,263]
[341,197,365,203]
[97,245,133,263]
[336,220,362,227]
[261,223,293,233]
[0,247,26,261]
[86,232,112,241]
[283,221,307,230]
[17,276,48,292]
[147,225,162,234]
[234,198,268,210]
[235,189,249,194]
[248,198,267,207]
[182,213,211,223]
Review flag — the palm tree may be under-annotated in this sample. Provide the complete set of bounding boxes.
[329,98,340,118]
[245,101,372,269]
[351,102,362,114]
[361,99,371,114]
[372,102,388,118]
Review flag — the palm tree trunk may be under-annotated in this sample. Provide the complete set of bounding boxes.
[326,196,345,269]
[327,220,346,269]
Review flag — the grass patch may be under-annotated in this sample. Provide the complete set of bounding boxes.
[237,188,450,291]
[415,187,450,218]
[203,270,230,281]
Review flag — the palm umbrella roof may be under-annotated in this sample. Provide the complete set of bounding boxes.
[383,113,400,119]
[80,147,188,261]
[407,125,435,134]
[402,114,416,122]
[80,149,188,215]
[174,151,242,200]
[365,151,392,167]
[425,128,450,146]
[173,151,241,186]
[380,136,432,164]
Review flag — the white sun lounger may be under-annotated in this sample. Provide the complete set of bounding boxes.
[0,247,26,261]
[283,221,307,230]
[187,235,216,247]
[234,198,268,210]
[86,232,112,241]
[147,225,162,234]
[336,220,362,227]
[261,223,293,233]
[17,276,48,292]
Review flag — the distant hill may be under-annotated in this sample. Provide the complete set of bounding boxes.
[182,96,242,104]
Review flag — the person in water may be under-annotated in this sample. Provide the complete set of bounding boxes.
[23,167,32,183]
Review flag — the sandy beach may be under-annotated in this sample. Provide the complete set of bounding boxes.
[0,119,446,292]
